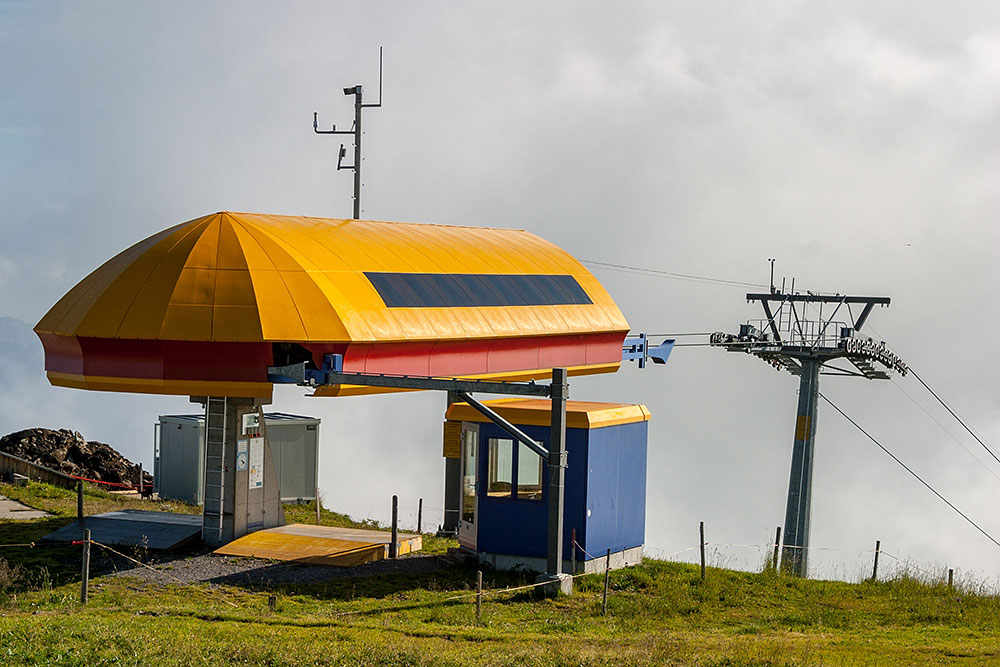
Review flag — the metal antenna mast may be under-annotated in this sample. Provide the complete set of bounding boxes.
[313,47,383,219]
[710,268,907,577]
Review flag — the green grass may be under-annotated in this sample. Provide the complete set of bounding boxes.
[1,479,201,519]
[3,483,1000,665]
[2,562,999,665]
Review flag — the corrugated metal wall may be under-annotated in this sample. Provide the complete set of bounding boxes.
[155,413,319,505]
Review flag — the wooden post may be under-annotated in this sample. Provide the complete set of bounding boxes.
[77,481,84,522]
[871,540,881,582]
[268,595,277,611]
[417,498,423,533]
[948,568,954,589]
[476,570,483,623]
[602,548,611,616]
[138,462,143,495]
[389,495,399,558]
[571,528,577,575]
[699,521,706,582]
[772,526,782,571]
[80,528,91,605]
[315,487,321,525]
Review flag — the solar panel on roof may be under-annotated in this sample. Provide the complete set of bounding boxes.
[365,273,593,308]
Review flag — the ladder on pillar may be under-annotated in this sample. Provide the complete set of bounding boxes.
[202,397,227,542]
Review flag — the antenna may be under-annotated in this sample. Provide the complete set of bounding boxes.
[313,46,383,219]
[711,288,906,578]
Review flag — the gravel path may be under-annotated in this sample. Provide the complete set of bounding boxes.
[98,546,472,587]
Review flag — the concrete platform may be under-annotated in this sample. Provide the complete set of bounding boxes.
[0,494,50,520]
[479,545,643,574]
[42,510,203,550]
[213,523,422,566]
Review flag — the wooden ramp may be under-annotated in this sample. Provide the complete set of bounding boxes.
[213,523,422,566]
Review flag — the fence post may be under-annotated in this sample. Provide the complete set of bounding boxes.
[602,547,611,616]
[80,528,91,605]
[571,528,577,575]
[948,568,954,589]
[138,462,143,495]
[389,495,399,558]
[77,481,84,522]
[699,521,706,582]
[772,526,782,571]
[316,487,321,525]
[417,498,423,533]
[476,570,483,623]
[871,540,881,582]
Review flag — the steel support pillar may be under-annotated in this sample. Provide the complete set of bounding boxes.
[539,368,571,594]
[351,88,362,219]
[781,359,821,576]
[441,391,462,534]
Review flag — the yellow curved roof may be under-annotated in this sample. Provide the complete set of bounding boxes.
[36,212,628,343]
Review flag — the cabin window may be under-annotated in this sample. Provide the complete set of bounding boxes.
[461,429,477,523]
[486,437,544,501]
[517,443,544,500]
[486,438,513,497]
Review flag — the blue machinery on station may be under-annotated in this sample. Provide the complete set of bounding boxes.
[622,334,675,369]
[267,334,675,590]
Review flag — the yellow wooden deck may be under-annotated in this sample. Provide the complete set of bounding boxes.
[213,523,422,566]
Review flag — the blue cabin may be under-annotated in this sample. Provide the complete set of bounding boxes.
[444,399,650,573]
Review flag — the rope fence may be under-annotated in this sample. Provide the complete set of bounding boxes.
[1,489,985,618]
[645,527,975,589]
[1,526,985,622]
[68,474,152,492]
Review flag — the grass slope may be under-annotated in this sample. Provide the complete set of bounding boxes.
[2,483,999,665]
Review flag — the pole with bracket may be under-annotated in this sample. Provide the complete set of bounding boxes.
[312,47,382,219]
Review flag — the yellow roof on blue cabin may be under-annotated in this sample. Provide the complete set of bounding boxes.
[446,399,651,429]
[35,212,629,343]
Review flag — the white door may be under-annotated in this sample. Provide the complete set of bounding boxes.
[457,423,479,549]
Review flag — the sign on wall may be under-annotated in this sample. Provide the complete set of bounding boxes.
[248,436,264,488]
[443,421,462,458]
[236,438,249,472]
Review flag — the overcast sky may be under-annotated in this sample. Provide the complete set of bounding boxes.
[2,1,998,582]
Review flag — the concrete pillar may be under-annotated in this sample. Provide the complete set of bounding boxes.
[196,397,283,546]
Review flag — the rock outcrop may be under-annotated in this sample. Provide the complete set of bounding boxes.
[0,428,150,489]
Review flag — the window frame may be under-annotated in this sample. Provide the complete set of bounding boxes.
[484,435,545,502]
